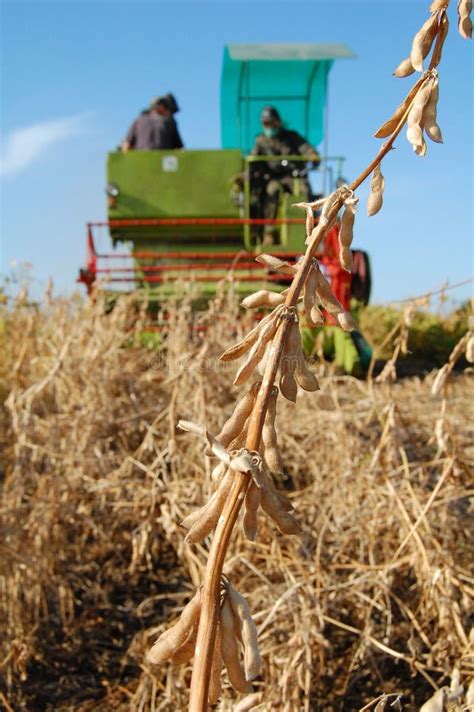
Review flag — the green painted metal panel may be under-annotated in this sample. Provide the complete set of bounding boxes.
[280,193,311,251]
[108,149,243,219]
[221,44,355,153]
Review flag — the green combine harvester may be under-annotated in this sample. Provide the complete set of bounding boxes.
[78,43,372,373]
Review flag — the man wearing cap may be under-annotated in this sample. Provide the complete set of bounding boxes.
[251,106,320,244]
[121,94,183,152]
[154,94,184,149]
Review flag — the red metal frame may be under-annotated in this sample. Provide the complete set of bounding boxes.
[91,218,308,227]
[78,218,352,313]
[319,223,352,315]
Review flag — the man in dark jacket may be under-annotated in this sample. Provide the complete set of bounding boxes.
[121,95,183,152]
[251,106,320,243]
[153,94,184,149]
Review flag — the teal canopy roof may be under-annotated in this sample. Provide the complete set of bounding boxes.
[221,43,355,154]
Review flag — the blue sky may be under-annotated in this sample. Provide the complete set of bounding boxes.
[1,0,472,305]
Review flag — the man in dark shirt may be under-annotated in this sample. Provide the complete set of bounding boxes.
[121,95,183,152]
[154,95,184,149]
[251,106,320,243]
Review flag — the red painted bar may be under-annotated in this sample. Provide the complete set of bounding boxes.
[89,218,306,228]
[95,274,293,283]
[95,262,264,273]
[95,251,301,260]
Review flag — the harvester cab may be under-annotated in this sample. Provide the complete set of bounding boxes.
[220,44,353,250]
[78,43,372,373]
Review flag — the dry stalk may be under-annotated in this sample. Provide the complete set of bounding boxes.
[185,4,472,707]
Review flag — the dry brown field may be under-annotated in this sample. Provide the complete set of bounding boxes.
[1,291,472,711]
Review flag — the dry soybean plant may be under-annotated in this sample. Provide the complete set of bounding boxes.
[2,292,473,709]
[144,3,472,710]
[431,314,474,395]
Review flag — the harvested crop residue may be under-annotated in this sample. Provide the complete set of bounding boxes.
[1,294,472,710]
